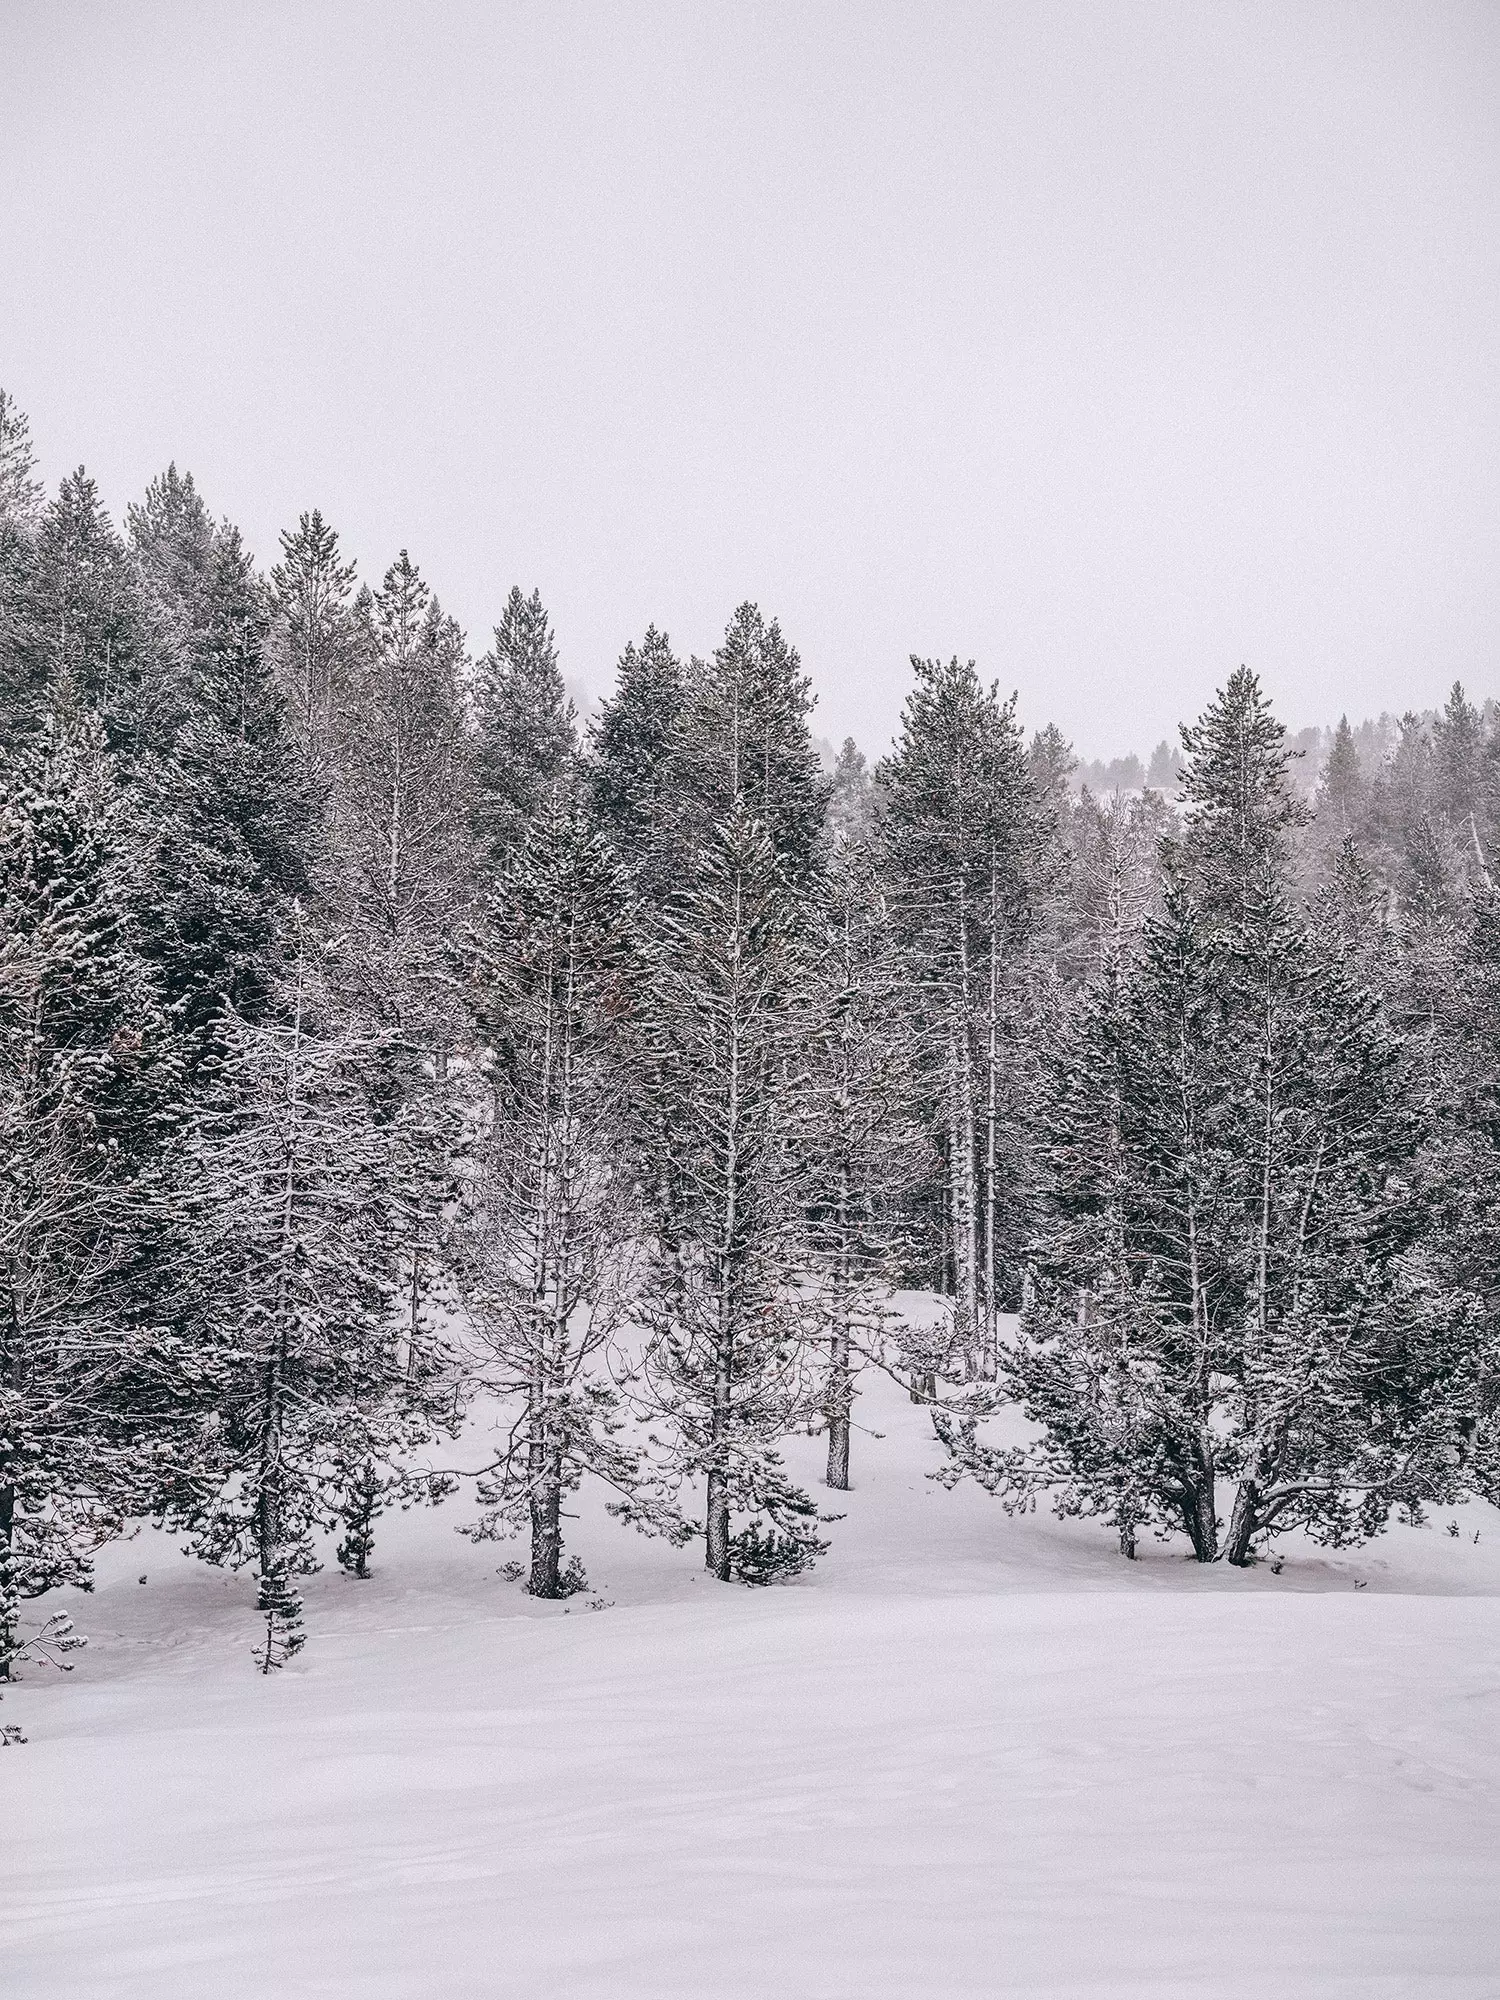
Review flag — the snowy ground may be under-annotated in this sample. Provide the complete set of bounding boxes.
[5,1311,1500,1999]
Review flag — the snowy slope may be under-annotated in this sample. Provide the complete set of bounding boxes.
[4,1314,1499,2000]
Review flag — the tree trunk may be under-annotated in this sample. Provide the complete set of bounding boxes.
[528,1438,564,1597]
[0,1479,14,1680]
[1224,1478,1260,1566]
[827,1149,852,1488]
[705,1464,731,1580]
[826,1324,851,1490]
[1182,1441,1218,1561]
[981,854,1000,1379]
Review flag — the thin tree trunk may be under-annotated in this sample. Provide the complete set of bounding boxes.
[528,1427,565,1596]
[826,1162,852,1489]
[982,853,1000,1379]
[258,948,306,1585]
[707,870,744,1582]
[0,1480,15,1680]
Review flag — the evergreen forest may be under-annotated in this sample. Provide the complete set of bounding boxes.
[3,387,1498,1676]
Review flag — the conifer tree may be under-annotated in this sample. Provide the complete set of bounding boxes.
[587,625,687,897]
[631,806,826,1580]
[22,470,143,753]
[878,658,1042,1375]
[177,916,422,1660]
[0,391,46,737]
[945,673,1479,1564]
[455,782,669,1594]
[328,553,473,1386]
[805,835,919,1488]
[678,604,830,885]
[127,490,315,1041]
[268,509,358,769]
[0,704,178,1673]
[471,586,574,872]
[826,736,876,846]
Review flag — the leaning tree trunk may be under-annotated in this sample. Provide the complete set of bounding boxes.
[1182,1434,1219,1562]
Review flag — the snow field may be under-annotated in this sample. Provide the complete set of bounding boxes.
[3,1356,1498,1999]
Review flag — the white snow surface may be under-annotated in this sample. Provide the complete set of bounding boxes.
[5,1302,1500,2000]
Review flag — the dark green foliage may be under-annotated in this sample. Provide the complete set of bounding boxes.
[253,1554,306,1674]
[335,1459,387,1580]
[471,585,575,872]
[730,1517,826,1585]
[587,624,686,893]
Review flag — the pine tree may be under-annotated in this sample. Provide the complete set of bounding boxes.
[334,1458,389,1580]
[805,835,920,1488]
[0,390,43,532]
[127,494,315,1042]
[946,674,1478,1565]
[176,916,424,1658]
[268,509,358,769]
[455,783,670,1595]
[678,604,830,885]
[631,807,826,1581]
[826,736,876,847]
[328,553,473,1386]
[471,586,574,873]
[22,469,144,753]
[0,704,178,1673]
[877,658,1043,1376]
[586,624,687,896]
[0,390,46,738]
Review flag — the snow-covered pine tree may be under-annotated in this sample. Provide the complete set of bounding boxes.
[876,659,1042,1377]
[825,736,876,847]
[471,586,575,875]
[0,701,179,1674]
[126,480,316,1045]
[804,832,921,1489]
[328,553,472,1394]
[586,625,688,901]
[631,804,826,1581]
[678,603,830,886]
[1313,717,1366,857]
[0,389,47,739]
[455,775,672,1595]
[22,468,144,756]
[268,509,358,772]
[948,672,1477,1565]
[334,1458,391,1581]
[177,913,422,1661]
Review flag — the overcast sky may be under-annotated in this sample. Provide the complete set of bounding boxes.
[4,1,1497,755]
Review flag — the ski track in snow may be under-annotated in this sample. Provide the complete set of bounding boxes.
[4,1308,1499,2000]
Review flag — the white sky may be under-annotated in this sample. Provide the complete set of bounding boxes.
[4,1,1497,756]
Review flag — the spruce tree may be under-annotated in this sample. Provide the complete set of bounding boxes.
[471,586,574,873]
[877,658,1043,1375]
[805,835,920,1488]
[948,673,1478,1565]
[268,509,358,769]
[677,604,830,885]
[176,916,423,1659]
[328,553,473,1386]
[0,703,178,1673]
[455,780,670,1595]
[587,624,687,895]
[631,806,826,1581]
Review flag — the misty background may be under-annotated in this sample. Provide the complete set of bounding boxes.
[3,0,1497,760]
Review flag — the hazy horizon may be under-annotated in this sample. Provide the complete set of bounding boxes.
[5,1,1497,760]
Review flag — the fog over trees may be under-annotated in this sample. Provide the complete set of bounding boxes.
[2,386,1497,1673]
